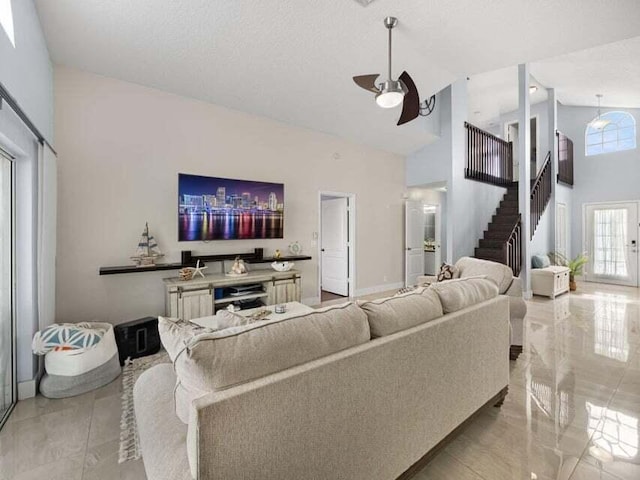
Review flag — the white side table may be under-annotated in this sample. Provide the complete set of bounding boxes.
[531,266,570,299]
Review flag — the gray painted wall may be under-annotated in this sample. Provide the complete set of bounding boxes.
[558,105,640,257]
[488,100,555,258]
[0,107,39,385]
[0,1,54,390]
[406,82,506,263]
[406,90,452,189]
[0,0,53,142]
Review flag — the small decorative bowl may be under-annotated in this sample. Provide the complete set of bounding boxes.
[271,261,294,272]
[178,267,195,281]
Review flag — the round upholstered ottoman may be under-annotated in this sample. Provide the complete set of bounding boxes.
[40,322,121,398]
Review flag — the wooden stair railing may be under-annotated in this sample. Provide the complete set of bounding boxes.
[557,131,574,186]
[465,122,513,186]
[504,215,522,277]
[530,152,552,239]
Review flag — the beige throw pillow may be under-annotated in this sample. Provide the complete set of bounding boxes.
[157,317,208,362]
[189,310,249,330]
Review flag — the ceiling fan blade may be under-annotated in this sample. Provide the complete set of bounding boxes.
[397,71,420,125]
[353,74,381,94]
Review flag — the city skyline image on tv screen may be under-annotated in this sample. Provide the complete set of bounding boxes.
[178,173,284,241]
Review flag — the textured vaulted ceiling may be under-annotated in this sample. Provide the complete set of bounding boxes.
[35,0,640,155]
[532,36,640,110]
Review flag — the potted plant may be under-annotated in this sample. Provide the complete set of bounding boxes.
[549,252,589,291]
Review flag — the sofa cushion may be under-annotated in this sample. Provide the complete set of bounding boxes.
[430,277,499,313]
[454,257,513,293]
[359,288,443,338]
[172,302,370,423]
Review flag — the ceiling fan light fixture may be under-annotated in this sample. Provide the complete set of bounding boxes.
[375,80,405,108]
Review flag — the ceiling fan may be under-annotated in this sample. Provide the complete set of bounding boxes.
[353,16,429,126]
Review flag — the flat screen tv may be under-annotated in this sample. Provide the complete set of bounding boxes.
[178,173,284,241]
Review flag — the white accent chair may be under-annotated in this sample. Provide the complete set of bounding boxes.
[418,256,527,360]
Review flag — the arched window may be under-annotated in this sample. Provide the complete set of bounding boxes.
[585,111,636,156]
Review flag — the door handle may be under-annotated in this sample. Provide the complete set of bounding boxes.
[321,248,325,252]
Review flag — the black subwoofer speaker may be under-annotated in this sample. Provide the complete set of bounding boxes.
[114,316,160,365]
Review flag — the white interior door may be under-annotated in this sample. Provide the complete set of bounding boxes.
[321,198,349,296]
[405,200,425,286]
[556,202,568,258]
[585,202,639,286]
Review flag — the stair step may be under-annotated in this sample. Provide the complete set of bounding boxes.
[488,223,516,232]
[500,200,518,208]
[474,248,505,262]
[484,230,510,240]
[492,214,519,224]
[479,239,505,249]
[497,206,518,216]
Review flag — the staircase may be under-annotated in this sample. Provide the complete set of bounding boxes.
[465,123,556,277]
[474,184,520,264]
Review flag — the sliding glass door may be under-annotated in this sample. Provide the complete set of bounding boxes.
[0,149,14,427]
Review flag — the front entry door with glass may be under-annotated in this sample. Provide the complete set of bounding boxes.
[0,150,14,427]
[585,202,639,287]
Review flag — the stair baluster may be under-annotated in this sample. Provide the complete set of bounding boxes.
[530,152,552,239]
[464,122,513,186]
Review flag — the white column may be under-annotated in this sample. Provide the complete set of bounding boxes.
[547,88,558,256]
[518,64,532,297]
[449,79,469,262]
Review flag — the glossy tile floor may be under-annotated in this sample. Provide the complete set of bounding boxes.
[0,282,638,479]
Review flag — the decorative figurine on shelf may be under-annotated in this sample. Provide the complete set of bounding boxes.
[226,256,248,277]
[274,249,282,259]
[131,222,164,267]
[288,241,302,256]
[178,267,194,281]
[226,304,237,313]
[192,260,207,278]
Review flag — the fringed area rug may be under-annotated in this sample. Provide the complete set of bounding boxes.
[118,350,170,463]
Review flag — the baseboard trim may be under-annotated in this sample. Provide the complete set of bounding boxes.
[396,386,509,479]
[301,296,321,307]
[355,282,404,297]
[18,379,37,400]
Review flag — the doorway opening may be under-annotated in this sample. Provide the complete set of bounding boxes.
[584,201,639,287]
[405,184,445,286]
[505,116,539,181]
[556,202,568,258]
[318,192,356,302]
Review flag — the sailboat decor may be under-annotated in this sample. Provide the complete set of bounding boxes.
[131,222,164,267]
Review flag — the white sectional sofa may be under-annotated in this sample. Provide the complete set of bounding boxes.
[419,256,527,360]
[134,278,510,480]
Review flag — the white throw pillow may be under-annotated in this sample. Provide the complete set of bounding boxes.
[189,310,249,330]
